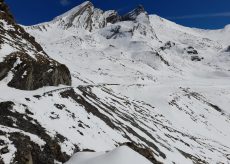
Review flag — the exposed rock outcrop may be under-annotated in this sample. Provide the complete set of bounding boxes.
[121,5,146,21]
[104,10,120,24]
[191,55,204,61]
[225,45,230,52]
[0,52,71,90]
[186,46,198,54]
[0,0,71,90]
[0,101,77,164]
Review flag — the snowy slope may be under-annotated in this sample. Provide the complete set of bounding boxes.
[65,146,152,164]
[1,1,230,164]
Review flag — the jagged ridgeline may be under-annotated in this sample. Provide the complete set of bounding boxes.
[0,0,71,90]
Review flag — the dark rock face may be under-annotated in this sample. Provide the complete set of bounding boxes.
[160,41,176,51]
[104,5,147,25]
[121,5,146,21]
[186,46,198,55]
[225,45,230,52]
[105,11,120,24]
[0,0,14,20]
[191,55,204,61]
[155,52,170,66]
[0,52,71,90]
[106,4,148,23]
[0,0,71,90]
[0,101,77,164]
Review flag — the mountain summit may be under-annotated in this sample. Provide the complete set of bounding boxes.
[51,1,148,31]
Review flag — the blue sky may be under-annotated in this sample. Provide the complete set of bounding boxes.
[5,0,230,29]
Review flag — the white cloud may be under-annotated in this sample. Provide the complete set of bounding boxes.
[168,12,230,20]
[60,0,71,6]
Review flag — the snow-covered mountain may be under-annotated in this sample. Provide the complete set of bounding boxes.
[1,1,230,164]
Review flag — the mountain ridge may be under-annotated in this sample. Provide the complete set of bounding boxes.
[28,1,150,32]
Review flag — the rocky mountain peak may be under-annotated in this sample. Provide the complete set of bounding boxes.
[51,2,149,31]
[55,0,93,20]
[121,5,147,21]
[53,1,95,30]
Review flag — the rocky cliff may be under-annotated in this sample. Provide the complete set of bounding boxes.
[0,0,71,90]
